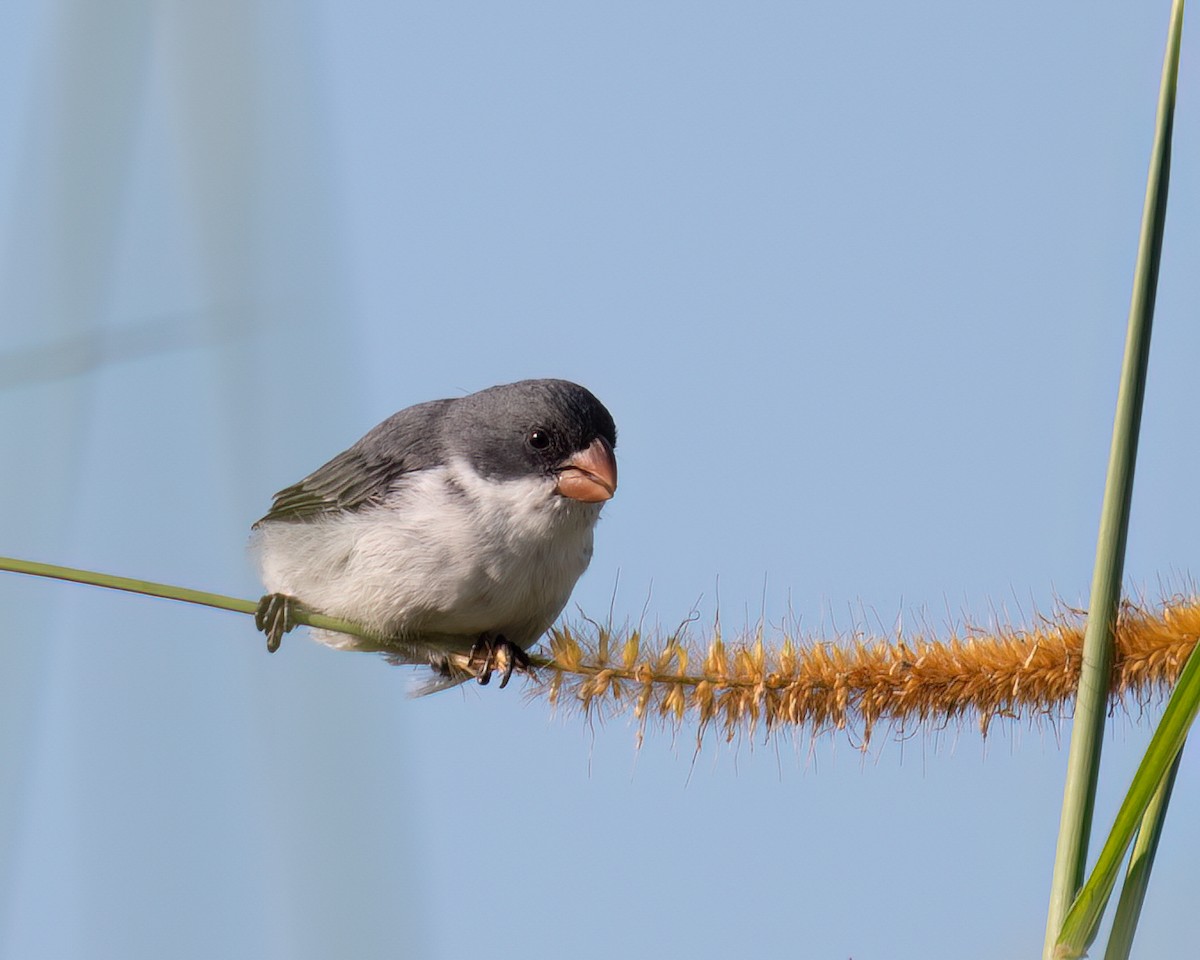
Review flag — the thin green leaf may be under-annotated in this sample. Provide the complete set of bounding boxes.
[1103,747,1184,960]
[1055,644,1200,957]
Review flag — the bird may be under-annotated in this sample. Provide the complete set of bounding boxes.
[250,378,617,693]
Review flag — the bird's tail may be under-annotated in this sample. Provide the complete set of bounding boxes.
[387,649,476,697]
[406,668,474,697]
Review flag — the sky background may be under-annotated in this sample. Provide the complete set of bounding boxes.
[1,2,1198,957]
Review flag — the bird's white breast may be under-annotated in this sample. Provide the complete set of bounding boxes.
[252,459,603,659]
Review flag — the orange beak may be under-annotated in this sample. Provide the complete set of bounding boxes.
[554,436,617,503]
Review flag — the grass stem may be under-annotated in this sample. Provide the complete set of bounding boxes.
[1042,2,1184,955]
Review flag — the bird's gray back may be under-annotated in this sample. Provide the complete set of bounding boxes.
[256,399,454,524]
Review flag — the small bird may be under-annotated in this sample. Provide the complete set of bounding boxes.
[251,378,617,692]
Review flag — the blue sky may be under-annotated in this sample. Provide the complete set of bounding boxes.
[2,3,1198,957]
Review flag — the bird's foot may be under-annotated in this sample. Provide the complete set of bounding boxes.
[467,635,531,689]
[255,593,301,653]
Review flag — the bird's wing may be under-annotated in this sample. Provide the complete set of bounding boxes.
[256,448,400,522]
[255,400,451,524]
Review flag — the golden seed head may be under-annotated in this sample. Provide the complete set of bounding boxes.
[526,598,1200,747]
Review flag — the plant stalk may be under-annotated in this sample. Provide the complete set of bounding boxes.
[1042,2,1183,955]
[0,555,371,639]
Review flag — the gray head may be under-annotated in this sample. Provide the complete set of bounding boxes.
[257,379,618,525]
[446,379,618,501]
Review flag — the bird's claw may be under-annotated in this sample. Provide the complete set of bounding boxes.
[255,592,300,653]
[468,636,531,689]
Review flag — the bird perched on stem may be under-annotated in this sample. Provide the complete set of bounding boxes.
[251,378,617,693]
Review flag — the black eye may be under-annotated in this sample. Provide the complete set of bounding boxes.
[528,429,552,450]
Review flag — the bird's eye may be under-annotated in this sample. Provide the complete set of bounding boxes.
[528,429,552,450]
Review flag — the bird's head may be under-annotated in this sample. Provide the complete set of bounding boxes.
[448,379,617,503]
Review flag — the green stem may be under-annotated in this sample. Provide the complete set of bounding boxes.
[0,554,372,639]
[1042,2,1183,955]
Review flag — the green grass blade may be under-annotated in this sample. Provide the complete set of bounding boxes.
[1102,746,1184,960]
[1055,644,1200,957]
[0,554,373,639]
[1042,0,1184,955]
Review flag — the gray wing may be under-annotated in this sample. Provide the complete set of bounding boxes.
[255,399,452,525]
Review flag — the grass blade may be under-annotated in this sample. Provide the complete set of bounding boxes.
[1102,746,1184,960]
[1042,1,1184,955]
[1055,644,1200,957]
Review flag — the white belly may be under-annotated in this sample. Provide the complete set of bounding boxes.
[252,461,602,660]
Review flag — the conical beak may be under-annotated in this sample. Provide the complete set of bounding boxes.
[555,436,617,503]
